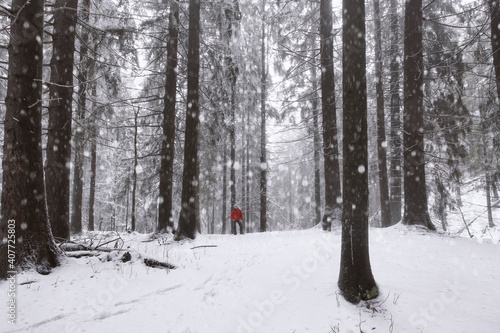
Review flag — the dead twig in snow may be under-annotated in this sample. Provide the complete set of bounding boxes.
[456,205,473,238]
[190,245,218,250]
[94,237,123,250]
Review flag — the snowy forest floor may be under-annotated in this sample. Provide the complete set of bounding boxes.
[1,191,499,333]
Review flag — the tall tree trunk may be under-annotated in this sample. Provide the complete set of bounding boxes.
[88,85,97,232]
[0,0,60,278]
[131,109,139,232]
[241,117,246,226]
[158,1,179,233]
[338,0,378,304]
[373,0,391,227]
[230,72,237,208]
[288,167,294,226]
[71,0,91,234]
[260,7,268,233]
[311,47,322,226]
[389,0,402,224]
[320,0,342,231]
[45,0,78,240]
[176,0,201,240]
[489,0,500,117]
[222,140,228,234]
[246,107,252,233]
[488,0,500,223]
[402,0,434,230]
[226,1,240,210]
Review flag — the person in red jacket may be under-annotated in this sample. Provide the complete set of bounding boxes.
[230,204,244,235]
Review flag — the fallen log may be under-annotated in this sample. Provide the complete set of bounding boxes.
[143,258,176,270]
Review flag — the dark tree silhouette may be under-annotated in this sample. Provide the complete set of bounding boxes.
[0,0,60,278]
[338,0,378,304]
[490,0,500,116]
[227,1,241,212]
[320,0,342,231]
[311,48,322,226]
[402,0,435,230]
[373,0,391,227]
[45,0,79,240]
[158,0,179,233]
[260,3,268,232]
[176,0,201,240]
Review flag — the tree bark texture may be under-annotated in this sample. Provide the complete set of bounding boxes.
[88,120,97,232]
[176,0,201,240]
[88,85,97,232]
[131,109,139,232]
[158,1,179,232]
[402,0,435,230]
[389,0,402,225]
[489,0,500,119]
[320,0,342,231]
[311,47,322,226]
[71,0,91,234]
[0,0,60,278]
[45,0,79,240]
[373,0,392,227]
[338,0,378,304]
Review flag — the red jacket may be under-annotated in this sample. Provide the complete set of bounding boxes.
[231,208,243,221]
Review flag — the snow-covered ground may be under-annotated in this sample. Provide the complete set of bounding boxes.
[1,222,498,333]
[0,185,499,333]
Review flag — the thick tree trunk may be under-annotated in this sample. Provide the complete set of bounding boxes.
[320,0,342,231]
[373,0,392,227]
[402,0,435,230]
[0,0,60,278]
[389,0,402,225]
[260,10,268,233]
[46,0,78,240]
[158,1,179,233]
[176,0,201,240]
[71,0,91,234]
[338,0,378,304]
